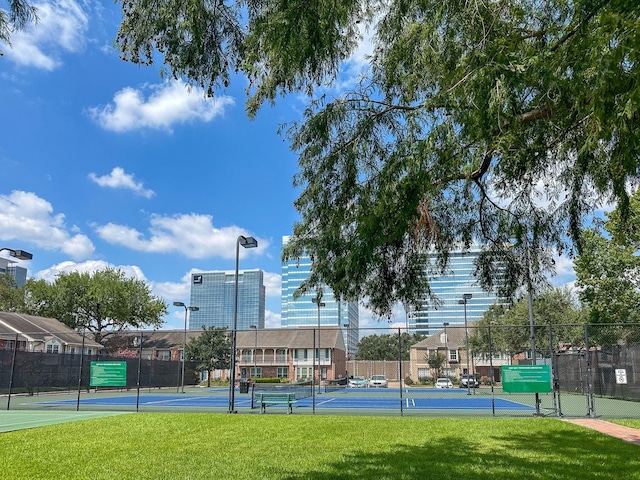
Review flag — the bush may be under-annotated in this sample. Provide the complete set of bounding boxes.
[404,376,414,386]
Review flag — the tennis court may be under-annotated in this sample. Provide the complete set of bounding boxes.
[26,386,534,414]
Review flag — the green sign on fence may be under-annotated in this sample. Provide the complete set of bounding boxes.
[501,365,552,393]
[90,361,127,387]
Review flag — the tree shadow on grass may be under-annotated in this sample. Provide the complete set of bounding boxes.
[277,423,640,480]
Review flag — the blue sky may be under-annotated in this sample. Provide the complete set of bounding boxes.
[1,1,577,331]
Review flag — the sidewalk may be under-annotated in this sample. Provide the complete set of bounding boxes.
[564,419,640,446]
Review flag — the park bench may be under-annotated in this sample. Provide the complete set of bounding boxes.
[255,392,297,414]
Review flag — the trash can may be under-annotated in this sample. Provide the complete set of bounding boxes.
[239,380,249,394]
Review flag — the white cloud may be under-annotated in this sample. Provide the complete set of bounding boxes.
[35,259,147,283]
[95,213,269,259]
[4,0,89,70]
[263,271,282,298]
[265,310,281,329]
[0,190,94,260]
[87,80,235,132]
[88,167,155,198]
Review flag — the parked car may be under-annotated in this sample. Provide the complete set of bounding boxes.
[348,376,369,388]
[435,378,453,389]
[369,375,388,388]
[459,375,479,388]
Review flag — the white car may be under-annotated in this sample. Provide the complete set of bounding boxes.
[435,378,453,389]
[369,375,388,388]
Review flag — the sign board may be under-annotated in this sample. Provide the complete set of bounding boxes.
[615,369,628,384]
[502,365,552,393]
[90,361,127,387]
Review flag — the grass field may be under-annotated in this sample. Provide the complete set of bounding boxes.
[0,414,638,479]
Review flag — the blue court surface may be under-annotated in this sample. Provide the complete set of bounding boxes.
[36,388,534,412]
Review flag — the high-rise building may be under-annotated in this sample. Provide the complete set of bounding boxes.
[0,258,27,288]
[281,236,359,356]
[408,244,507,336]
[188,269,265,330]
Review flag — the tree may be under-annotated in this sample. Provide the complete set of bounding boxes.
[355,332,423,361]
[0,0,37,54]
[22,268,167,343]
[469,288,585,359]
[426,353,445,379]
[575,190,640,325]
[0,273,22,311]
[185,326,230,387]
[116,1,640,316]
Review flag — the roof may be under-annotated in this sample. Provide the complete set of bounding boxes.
[237,327,346,351]
[0,311,104,349]
[412,325,473,350]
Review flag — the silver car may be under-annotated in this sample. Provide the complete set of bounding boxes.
[369,375,388,388]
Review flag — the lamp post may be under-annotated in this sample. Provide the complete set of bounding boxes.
[0,248,33,260]
[443,322,449,376]
[458,294,472,395]
[250,325,257,379]
[228,235,258,413]
[173,302,199,393]
[312,289,325,394]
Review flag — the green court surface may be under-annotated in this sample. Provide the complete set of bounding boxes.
[0,410,129,433]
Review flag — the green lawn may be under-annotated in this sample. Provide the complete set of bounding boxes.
[0,414,638,479]
[610,419,640,429]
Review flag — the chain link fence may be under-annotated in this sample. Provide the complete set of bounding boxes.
[1,323,638,417]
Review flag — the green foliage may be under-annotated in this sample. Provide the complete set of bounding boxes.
[185,326,230,386]
[0,273,22,311]
[575,190,640,325]
[2,414,639,479]
[426,352,446,378]
[21,268,167,343]
[355,332,424,360]
[0,0,37,54]
[116,1,640,317]
[470,288,585,356]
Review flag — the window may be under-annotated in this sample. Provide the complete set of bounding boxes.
[5,340,14,351]
[449,350,458,361]
[251,367,262,378]
[46,344,59,354]
[296,367,312,380]
[277,367,288,379]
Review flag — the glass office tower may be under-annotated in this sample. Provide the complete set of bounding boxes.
[408,244,507,336]
[0,258,27,288]
[188,269,265,330]
[281,236,359,356]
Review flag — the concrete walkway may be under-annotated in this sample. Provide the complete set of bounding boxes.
[564,419,640,446]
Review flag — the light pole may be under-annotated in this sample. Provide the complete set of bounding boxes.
[173,302,198,393]
[458,293,472,395]
[250,325,257,379]
[443,322,449,376]
[228,235,258,414]
[0,248,33,260]
[312,288,325,394]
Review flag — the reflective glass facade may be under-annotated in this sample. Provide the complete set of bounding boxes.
[281,236,359,356]
[188,269,265,330]
[408,245,507,336]
[0,259,27,288]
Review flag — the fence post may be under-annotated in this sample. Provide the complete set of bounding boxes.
[398,328,403,417]
[76,328,86,411]
[6,333,18,411]
[136,331,143,412]
[488,326,495,416]
[584,324,596,417]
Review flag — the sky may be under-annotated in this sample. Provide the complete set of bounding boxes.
[1,1,578,331]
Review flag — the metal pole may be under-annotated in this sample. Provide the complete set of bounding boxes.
[398,328,403,417]
[7,333,18,410]
[312,328,316,414]
[488,326,495,416]
[229,238,241,413]
[181,308,187,393]
[136,331,143,412]
[463,299,471,395]
[76,328,86,411]
[443,322,449,376]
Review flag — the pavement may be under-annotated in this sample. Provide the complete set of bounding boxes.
[564,419,640,446]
